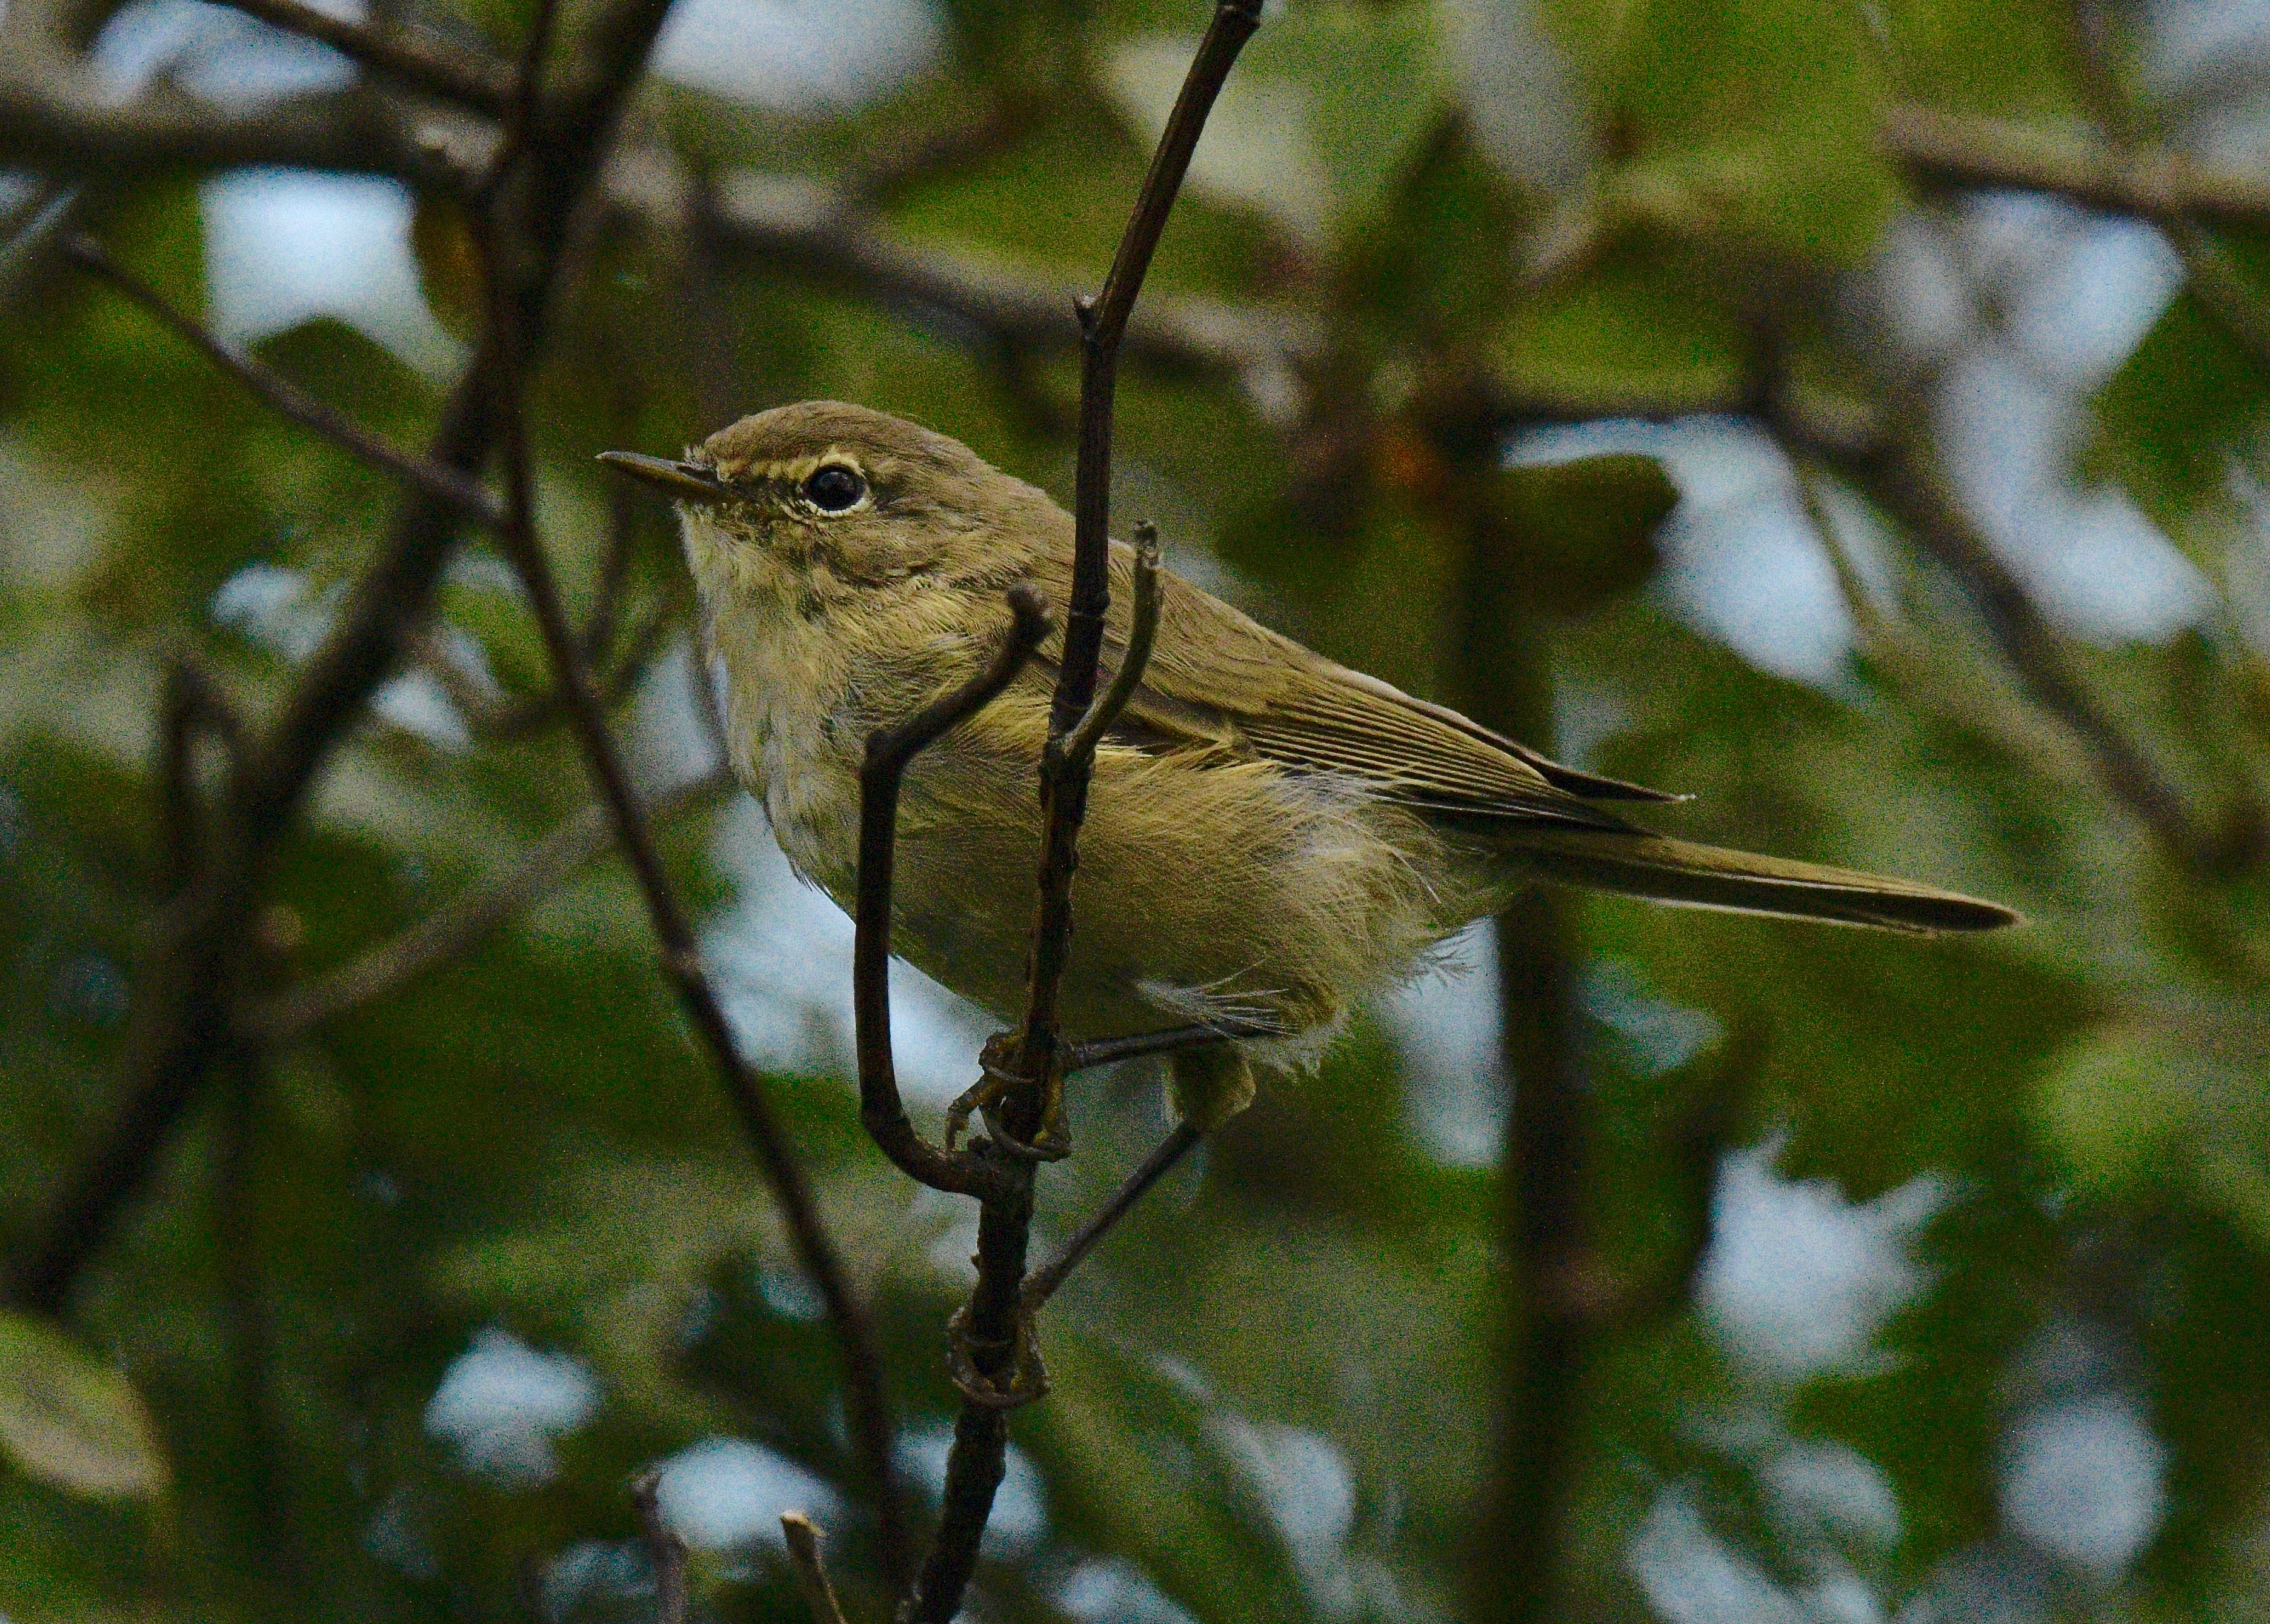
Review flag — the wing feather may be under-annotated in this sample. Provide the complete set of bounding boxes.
[1024,542,1663,832]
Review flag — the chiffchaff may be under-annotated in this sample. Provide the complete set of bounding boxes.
[602,402,2014,1131]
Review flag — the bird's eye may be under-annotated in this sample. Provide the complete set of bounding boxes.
[802,464,867,513]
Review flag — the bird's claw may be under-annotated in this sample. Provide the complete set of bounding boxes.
[945,1303,1048,1409]
[944,1036,1073,1162]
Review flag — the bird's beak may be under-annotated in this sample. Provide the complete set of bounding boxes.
[596,450,732,504]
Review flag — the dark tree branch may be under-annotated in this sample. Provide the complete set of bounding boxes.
[0,656,249,1313]
[4,0,678,1316]
[0,0,436,182]
[214,1041,308,1595]
[1451,515,1587,1624]
[471,106,911,1580]
[0,75,416,176]
[208,0,516,114]
[62,235,505,529]
[156,653,248,897]
[1475,884,1585,1624]
[479,0,567,206]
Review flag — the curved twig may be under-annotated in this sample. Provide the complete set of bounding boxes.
[853,588,1052,1205]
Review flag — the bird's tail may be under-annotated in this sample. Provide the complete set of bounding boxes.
[1497,829,2017,934]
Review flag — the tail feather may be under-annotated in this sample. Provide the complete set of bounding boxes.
[1500,830,2018,934]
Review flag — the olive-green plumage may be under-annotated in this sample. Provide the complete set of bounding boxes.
[604,401,2015,1126]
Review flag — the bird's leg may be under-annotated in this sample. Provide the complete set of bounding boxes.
[942,1036,1013,1153]
[946,1020,1273,1162]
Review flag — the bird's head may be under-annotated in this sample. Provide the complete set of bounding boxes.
[599,401,1063,611]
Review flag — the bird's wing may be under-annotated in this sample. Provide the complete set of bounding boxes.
[1026,544,1674,832]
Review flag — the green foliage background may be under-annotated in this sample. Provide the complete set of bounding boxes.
[4,0,2270,1618]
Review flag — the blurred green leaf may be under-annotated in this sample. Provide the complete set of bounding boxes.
[0,1313,168,1502]
[1574,0,1903,265]
[1473,451,1676,616]
[2089,226,2270,546]
[2035,1013,2270,1245]
[1490,241,1748,410]
[1874,0,2077,118]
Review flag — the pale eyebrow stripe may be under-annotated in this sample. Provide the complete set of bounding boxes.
[739,450,868,482]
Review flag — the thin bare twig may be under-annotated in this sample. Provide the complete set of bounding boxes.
[1062,1023,1252,1071]
[207,0,515,114]
[893,8,1260,1621]
[61,235,505,530]
[1019,1120,1201,1312]
[782,1513,853,1624]
[630,1472,688,1624]
[243,770,728,1040]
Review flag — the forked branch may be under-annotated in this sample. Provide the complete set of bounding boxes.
[873,7,1262,1621]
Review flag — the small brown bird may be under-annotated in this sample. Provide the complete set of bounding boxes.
[603,402,2014,1132]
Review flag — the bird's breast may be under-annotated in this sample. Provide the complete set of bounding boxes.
[707,585,865,898]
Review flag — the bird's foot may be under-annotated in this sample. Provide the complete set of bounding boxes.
[945,1302,1048,1409]
[945,1036,1072,1162]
